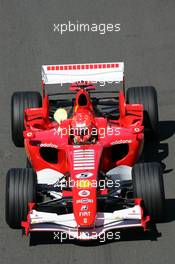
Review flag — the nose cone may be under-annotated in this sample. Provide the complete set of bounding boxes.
[68,144,103,227]
[73,186,97,227]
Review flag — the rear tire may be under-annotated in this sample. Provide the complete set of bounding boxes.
[5,168,37,229]
[132,162,165,222]
[11,91,42,147]
[127,86,159,138]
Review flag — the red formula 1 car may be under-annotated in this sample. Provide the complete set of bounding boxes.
[6,62,165,240]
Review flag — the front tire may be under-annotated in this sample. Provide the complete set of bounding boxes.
[5,168,37,229]
[132,162,165,222]
[11,91,42,147]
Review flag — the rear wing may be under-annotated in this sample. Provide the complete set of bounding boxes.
[42,62,124,85]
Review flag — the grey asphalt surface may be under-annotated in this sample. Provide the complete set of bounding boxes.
[0,0,175,263]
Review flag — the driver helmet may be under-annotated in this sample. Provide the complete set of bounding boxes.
[71,112,94,143]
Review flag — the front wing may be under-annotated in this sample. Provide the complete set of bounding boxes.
[22,199,150,240]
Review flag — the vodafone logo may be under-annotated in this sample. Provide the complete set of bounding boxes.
[40,143,58,149]
[111,139,132,145]
[78,190,90,197]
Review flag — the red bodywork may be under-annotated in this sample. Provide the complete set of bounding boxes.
[24,85,144,227]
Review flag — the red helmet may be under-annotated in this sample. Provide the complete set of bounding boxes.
[71,111,94,143]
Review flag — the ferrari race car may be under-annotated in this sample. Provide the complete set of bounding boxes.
[6,62,165,240]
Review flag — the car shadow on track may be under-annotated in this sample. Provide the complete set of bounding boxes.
[159,121,175,141]
[29,227,161,246]
[143,121,175,224]
[143,120,175,164]
[165,199,175,223]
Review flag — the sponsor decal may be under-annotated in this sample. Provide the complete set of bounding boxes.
[76,198,93,204]
[78,190,90,197]
[75,172,93,179]
[40,143,58,149]
[73,149,95,170]
[27,132,33,137]
[81,205,88,211]
[128,209,139,215]
[83,218,87,224]
[79,211,91,217]
[111,139,132,145]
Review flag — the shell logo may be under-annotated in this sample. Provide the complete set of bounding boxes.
[78,190,90,197]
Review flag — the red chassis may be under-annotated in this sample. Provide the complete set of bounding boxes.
[22,84,146,233]
[7,63,164,240]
